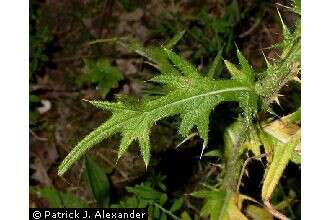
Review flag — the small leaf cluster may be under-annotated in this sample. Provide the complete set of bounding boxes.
[77,58,123,98]
[111,182,184,220]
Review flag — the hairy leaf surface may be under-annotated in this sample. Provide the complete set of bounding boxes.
[58,48,257,176]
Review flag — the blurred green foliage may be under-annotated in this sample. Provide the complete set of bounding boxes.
[85,157,111,207]
[30,26,52,76]
[30,186,87,208]
[77,58,123,98]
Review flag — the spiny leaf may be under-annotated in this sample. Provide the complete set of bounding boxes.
[224,49,254,85]
[255,17,300,105]
[224,60,241,79]
[237,49,254,83]
[224,51,258,122]
[59,47,257,176]
[120,39,179,76]
[163,47,201,78]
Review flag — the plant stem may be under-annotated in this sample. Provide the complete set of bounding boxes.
[222,122,249,192]
[153,203,180,220]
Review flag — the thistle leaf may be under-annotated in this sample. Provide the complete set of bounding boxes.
[121,39,179,76]
[59,47,257,176]
[224,60,241,80]
[224,49,254,85]
[237,49,254,83]
[163,47,201,78]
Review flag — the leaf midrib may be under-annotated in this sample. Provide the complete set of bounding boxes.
[103,85,251,132]
[143,86,250,114]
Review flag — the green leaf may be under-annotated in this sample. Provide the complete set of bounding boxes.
[29,94,40,103]
[203,149,222,158]
[259,109,301,208]
[159,194,168,206]
[192,189,227,220]
[224,51,258,122]
[59,46,257,175]
[170,198,184,212]
[127,184,163,201]
[85,157,110,207]
[192,189,250,220]
[111,181,180,219]
[120,39,179,76]
[191,190,225,199]
[164,30,186,49]
[154,205,160,218]
[30,186,87,208]
[163,48,201,78]
[246,205,274,220]
[207,48,223,78]
[291,149,301,164]
[283,107,301,123]
[180,211,192,220]
[224,50,254,86]
[292,0,301,15]
[224,60,241,79]
[160,212,167,220]
[111,182,167,210]
[254,19,300,104]
[261,130,300,201]
[78,58,123,97]
[237,49,254,83]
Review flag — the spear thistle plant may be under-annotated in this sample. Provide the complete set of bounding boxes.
[58,1,300,218]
